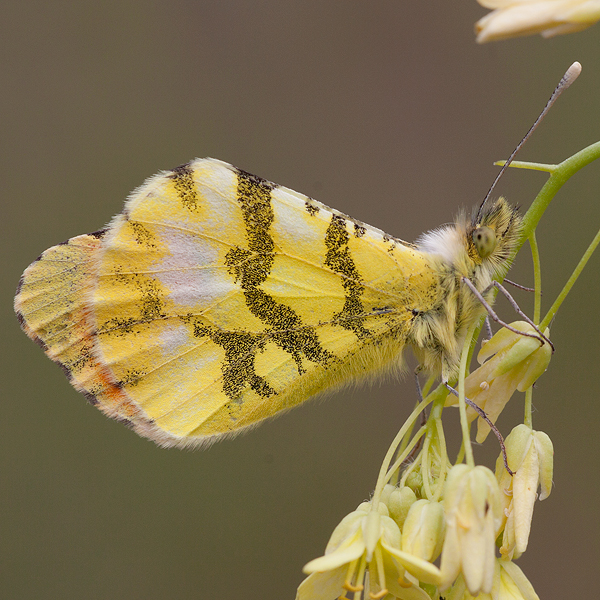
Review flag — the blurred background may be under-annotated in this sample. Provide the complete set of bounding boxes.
[2,1,599,598]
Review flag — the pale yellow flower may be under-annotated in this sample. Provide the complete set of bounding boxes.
[476,0,600,42]
[446,322,552,443]
[440,465,504,595]
[400,500,445,563]
[445,558,540,600]
[297,501,440,600]
[496,425,554,560]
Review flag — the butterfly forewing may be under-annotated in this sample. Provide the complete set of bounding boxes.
[17,158,439,446]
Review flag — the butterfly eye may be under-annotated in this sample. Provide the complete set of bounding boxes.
[473,225,497,258]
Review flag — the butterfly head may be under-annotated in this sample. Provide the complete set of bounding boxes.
[417,197,521,285]
[466,197,522,278]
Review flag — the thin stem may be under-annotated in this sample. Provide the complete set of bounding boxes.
[421,375,436,398]
[540,224,600,331]
[429,382,447,420]
[398,448,421,489]
[482,141,600,336]
[385,427,427,487]
[524,232,542,429]
[524,387,533,429]
[371,395,433,506]
[496,160,557,173]
[432,418,448,502]
[529,232,542,325]
[420,432,433,500]
[458,324,478,468]
[455,440,466,466]
[394,406,418,470]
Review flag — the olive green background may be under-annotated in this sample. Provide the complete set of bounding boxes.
[2,2,599,599]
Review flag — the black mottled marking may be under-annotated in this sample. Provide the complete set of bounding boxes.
[116,368,147,388]
[184,316,275,401]
[129,221,156,248]
[170,163,199,211]
[354,223,366,238]
[324,215,369,339]
[185,169,336,403]
[383,234,390,243]
[68,342,95,373]
[99,316,139,336]
[138,278,165,320]
[86,382,105,403]
[232,170,334,360]
[121,273,162,320]
[99,273,166,336]
[305,201,319,216]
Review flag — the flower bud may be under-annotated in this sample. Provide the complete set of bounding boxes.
[496,425,554,558]
[386,486,418,530]
[401,499,445,562]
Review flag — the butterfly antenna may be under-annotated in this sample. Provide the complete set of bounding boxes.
[477,61,582,221]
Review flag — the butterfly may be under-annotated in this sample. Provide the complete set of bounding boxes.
[14,158,520,448]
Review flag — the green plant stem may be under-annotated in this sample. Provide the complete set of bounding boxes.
[458,324,477,468]
[371,394,433,506]
[420,431,433,499]
[525,230,540,429]
[418,390,448,500]
[393,376,435,472]
[524,387,533,429]
[496,160,556,173]
[432,418,448,502]
[454,441,466,466]
[540,223,600,330]
[529,232,542,325]
[385,427,427,487]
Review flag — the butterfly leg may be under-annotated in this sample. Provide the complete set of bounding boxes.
[486,280,554,351]
[413,367,430,429]
[444,383,514,476]
[414,366,424,403]
[483,315,493,344]
[461,277,554,352]
[504,278,536,293]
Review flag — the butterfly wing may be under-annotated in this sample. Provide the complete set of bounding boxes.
[16,159,438,447]
[14,232,158,436]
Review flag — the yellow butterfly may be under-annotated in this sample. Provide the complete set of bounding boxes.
[14,158,520,448]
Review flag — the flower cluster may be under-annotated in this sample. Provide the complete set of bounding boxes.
[296,324,554,600]
[297,451,551,599]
